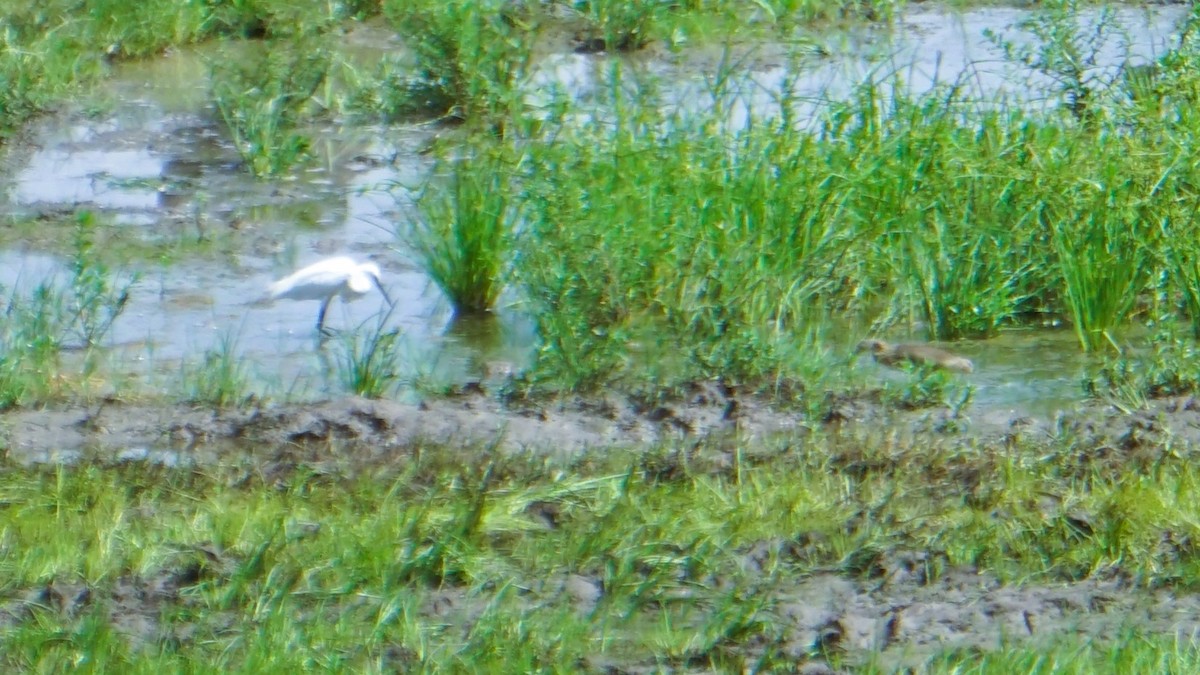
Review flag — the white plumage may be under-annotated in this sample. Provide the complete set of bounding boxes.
[268,256,393,333]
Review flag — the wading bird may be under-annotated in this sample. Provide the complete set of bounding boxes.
[268,256,393,334]
[855,339,975,374]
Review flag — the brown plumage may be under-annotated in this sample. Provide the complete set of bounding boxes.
[855,339,974,374]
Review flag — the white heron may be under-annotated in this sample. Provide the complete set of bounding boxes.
[267,256,393,334]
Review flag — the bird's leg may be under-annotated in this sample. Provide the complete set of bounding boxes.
[317,297,333,337]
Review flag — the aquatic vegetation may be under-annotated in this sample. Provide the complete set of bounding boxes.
[333,312,406,398]
[65,213,137,351]
[499,11,1200,389]
[1159,217,1200,340]
[984,0,1133,121]
[0,0,1176,398]
[5,2,1200,670]
[179,331,252,408]
[0,13,103,136]
[570,0,672,52]
[758,0,900,24]
[880,367,974,414]
[1049,187,1150,354]
[0,215,135,408]
[514,85,862,390]
[836,89,1035,339]
[404,148,517,315]
[380,0,534,129]
[210,34,333,177]
[0,0,369,135]
[1082,327,1200,409]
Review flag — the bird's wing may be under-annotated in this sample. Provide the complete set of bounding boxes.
[269,264,353,301]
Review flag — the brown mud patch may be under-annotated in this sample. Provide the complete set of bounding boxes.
[763,555,1200,671]
[7,386,1200,466]
[5,383,803,464]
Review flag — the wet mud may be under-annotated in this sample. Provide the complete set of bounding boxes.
[11,374,1200,466]
[762,555,1200,671]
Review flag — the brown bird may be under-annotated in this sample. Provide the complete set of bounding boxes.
[855,339,974,374]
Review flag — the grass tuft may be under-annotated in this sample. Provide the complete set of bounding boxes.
[179,331,252,407]
[332,311,406,399]
[380,0,533,130]
[210,33,331,177]
[404,146,517,315]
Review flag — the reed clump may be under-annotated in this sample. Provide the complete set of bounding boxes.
[404,146,518,316]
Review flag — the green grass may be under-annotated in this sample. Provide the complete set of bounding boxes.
[0,213,135,408]
[404,145,517,315]
[333,312,406,399]
[571,0,674,52]
[493,5,1200,392]
[4,421,1200,669]
[0,0,909,146]
[379,0,535,129]
[5,2,1200,669]
[913,636,1200,674]
[210,34,332,177]
[5,0,1200,403]
[178,331,252,407]
[0,0,357,138]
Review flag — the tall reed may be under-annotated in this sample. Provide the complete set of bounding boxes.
[1044,141,1154,352]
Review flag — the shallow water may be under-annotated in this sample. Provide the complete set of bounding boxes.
[656,4,1186,127]
[0,4,1185,409]
[932,329,1092,418]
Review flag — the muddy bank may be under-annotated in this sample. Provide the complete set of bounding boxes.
[6,383,1200,466]
[4,384,798,464]
[763,555,1200,671]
